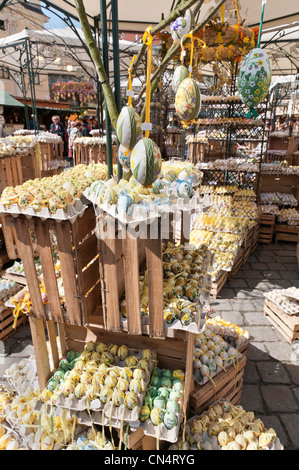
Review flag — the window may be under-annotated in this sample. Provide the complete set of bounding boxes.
[0,66,10,80]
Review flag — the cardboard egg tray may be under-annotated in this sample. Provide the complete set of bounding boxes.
[49,349,157,430]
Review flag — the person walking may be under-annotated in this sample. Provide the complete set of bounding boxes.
[68,121,82,166]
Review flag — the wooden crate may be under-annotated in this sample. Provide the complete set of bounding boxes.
[0,307,27,341]
[189,353,246,415]
[275,224,299,243]
[210,271,228,299]
[39,142,64,172]
[251,222,260,253]
[73,142,117,166]
[258,214,276,244]
[264,298,299,343]
[28,318,194,435]
[228,247,244,281]
[5,205,101,327]
[98,212,187,339]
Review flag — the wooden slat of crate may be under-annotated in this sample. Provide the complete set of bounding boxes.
[264,298,299,343]
[275,224,299,243]
[0,307,27,341]
[210,271,228,299]
[189,354,246,415]
[7,206,101,326]
[228,248,244,281]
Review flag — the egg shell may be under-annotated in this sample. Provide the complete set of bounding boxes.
[131,138,162,187]
[175,78,201,122]
[116,106,142,149]
[140,405,151,422]
[164,411,178,429]
[150,407,164,426]
[170,8,194,43]
[124,391,138,409]
[112,389,125,406]
[238,48,271,112]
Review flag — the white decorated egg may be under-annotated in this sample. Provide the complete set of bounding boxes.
[116,106,142,149]
[131,137,162,187]
[170,9,194,44]
[175,78,201,122]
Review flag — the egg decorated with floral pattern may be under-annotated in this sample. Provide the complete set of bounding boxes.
[170,9,194,44]
[172,65,189,94]
[118,144,132,169]
[175,78,201,122]
[238,48,271,117]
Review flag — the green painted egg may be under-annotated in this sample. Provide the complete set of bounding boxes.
[153,397,166,410]
[116,106,142,149]
[172,379,184,392]
[47,378,59,391]
[131,137,162,187]
[166,399,180,414]
[172,65,189,94]
[53,369,65,382]
[159,377,172,389]
[59,359,71,372]
[66,350,77,362]
[238,48,271,117]
[175,78,201,122]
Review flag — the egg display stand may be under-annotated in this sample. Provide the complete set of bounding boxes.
[189,353,247,416]
[0,306,27,342]
[4,204,102,327]
[264,297,299,344]
[0,156,24,260]
[258,214,276,244]
[28,317,195,450]
[39,141,64,173]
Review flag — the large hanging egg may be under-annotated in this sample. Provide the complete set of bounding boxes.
[116,106,142,149]
[118,144,132,169]
[131,137,162,187]
[170,9,194,44]
[172,65,189,94]
[238,48,271,117]
[175,78,201,122]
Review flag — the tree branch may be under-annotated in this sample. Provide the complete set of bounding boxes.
[74,0,119,128]
[139,0,228,120]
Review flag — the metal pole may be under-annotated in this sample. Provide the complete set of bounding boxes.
[111,0,122,180]
[25,39,39,133]
[100,0,113,178]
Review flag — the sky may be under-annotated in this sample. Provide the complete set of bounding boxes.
[42,6,81,30]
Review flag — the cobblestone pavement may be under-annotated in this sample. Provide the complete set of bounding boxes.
[0,242,298,450]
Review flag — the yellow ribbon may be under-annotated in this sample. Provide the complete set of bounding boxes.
[235,0,240,24]
[221,4,225,22]
[127,54,136,107]
[181,32,194,78]
[142,26,153,139]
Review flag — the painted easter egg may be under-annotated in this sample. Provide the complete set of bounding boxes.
[140,405,151,422]
[130,137,162,187]
[172,65,189,94]
[175,78,201,122]
[124,391,138,410]
[116,106,142,149]
[150,407,164,426]
[164,411,178,429]
[118,144,132,169]
[170,9,194,44]
[238,48,271,117]
[112,389,125,406]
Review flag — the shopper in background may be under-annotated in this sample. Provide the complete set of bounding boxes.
[49,115,65,140]
[68,121,82,165]
[81,119,91,137]
[0,123,6,138]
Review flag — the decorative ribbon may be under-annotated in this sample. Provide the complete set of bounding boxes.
[142,26,153,139]
[235,0,240,24]
[127,54,136,107]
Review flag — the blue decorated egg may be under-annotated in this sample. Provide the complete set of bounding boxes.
[131,137,162,187]
[172,65,189,94]
[170,9,194,44]
[116,106,142,149]
[238,48,271,117]
[175,78,201,122]
[118,144,132,169]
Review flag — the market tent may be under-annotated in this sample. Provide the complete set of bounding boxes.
[0,89,24,107]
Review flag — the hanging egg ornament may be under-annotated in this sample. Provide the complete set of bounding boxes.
[172,65,189,94]
[118,145,132,170]
[170,8,194,44]
[175,78,201,122]
[131,137,162,187]
[238,48,271,118]
[116,106,142,149]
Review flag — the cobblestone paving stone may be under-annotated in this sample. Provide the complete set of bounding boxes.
[0,242,298,450]
[210,242,299,450]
